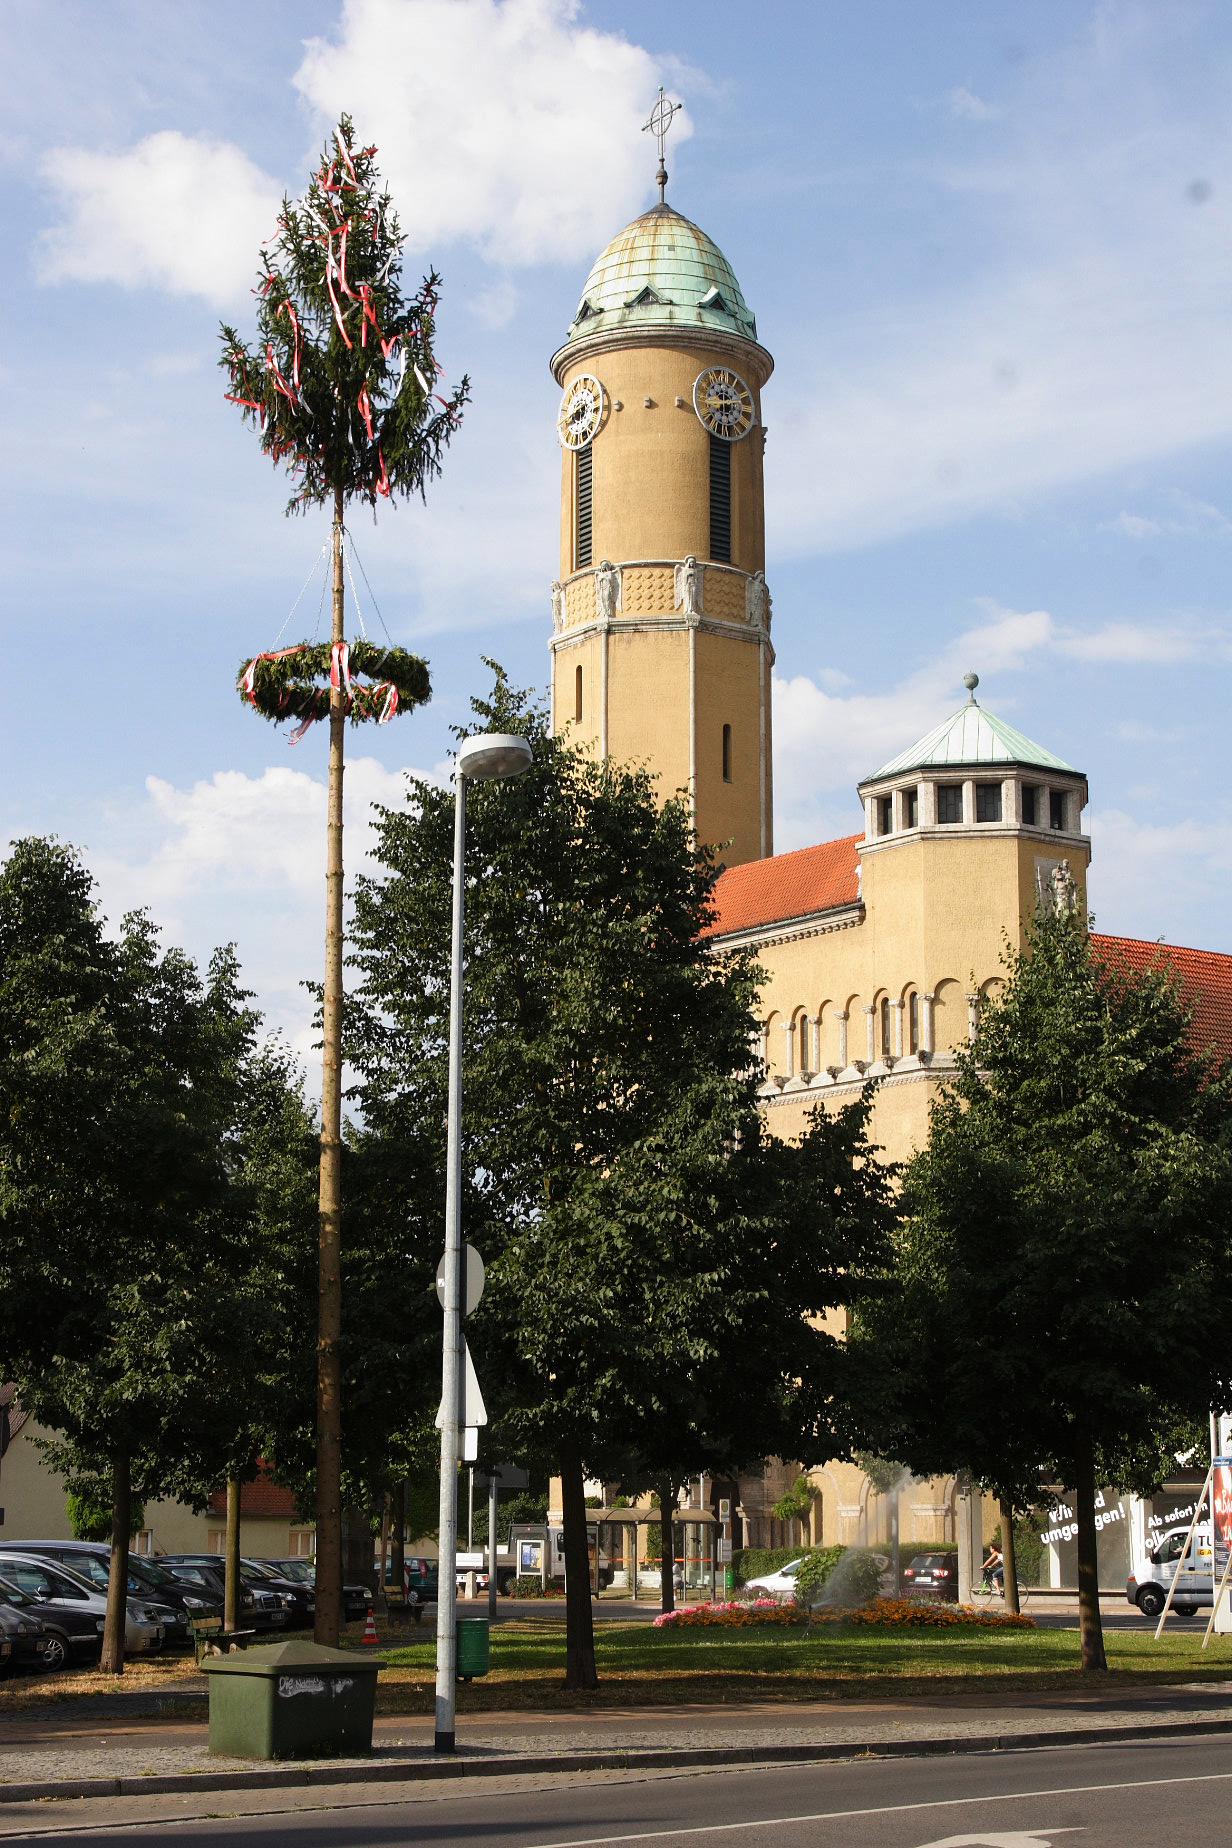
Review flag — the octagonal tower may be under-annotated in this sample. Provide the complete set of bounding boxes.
[549,201,775,866]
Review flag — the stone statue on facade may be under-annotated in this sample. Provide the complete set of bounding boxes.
[594,559,621,621]
[549,580,565,633]
[1049,861,1078,915]
[673,554,704,617]
[745,569,769,630]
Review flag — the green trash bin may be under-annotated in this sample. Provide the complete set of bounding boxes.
[203,1639,384,1759]
[456,1615,489,1680]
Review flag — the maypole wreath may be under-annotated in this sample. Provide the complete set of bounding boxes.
[238,640,431,740]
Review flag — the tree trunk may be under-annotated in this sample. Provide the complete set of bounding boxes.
[344,1505,376,1593]
[889,1490,900,1596]
[658,1481,675,1614]
[315,487,347,1648]
[1073,1431,1107,1670]
[225,1478,242,1632]
[559,1437,597,1689]
[391,1479,406,1600]
[100,1451,131,1676]
[1000,1497,1020,1616]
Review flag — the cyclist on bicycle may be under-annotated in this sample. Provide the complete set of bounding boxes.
[981,1542,1004,1595]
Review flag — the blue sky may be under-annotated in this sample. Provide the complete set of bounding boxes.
[4,0,1231,1051]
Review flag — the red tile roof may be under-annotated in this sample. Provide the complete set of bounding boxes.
[1093,934,1232,1062]
[705,835,862,938]
[207,1466,301,1520]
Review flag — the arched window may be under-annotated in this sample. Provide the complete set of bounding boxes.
[709,435,731,561]
[880,997,891,1059]
[799,1013,811,1074]
[722,724,732,782]
[908,992,920,1054]
[574,664,583,723]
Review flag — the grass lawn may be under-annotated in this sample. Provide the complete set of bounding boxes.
[4,1619,1231,1717]
[361,1617,1232,1712]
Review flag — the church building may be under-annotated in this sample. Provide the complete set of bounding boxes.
[548,175,1232,1566]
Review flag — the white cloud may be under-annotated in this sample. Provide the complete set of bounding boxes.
[948,87,999,122]
[1056,621,1220,665]
[294,0,685,267]
[766,26,1232,556]
[772,601,1057,848]
[1088,808,1232,950]
[1101,493,1232,540]
[34,2,681,301]
[88,756,441,1056]
[36,132,281,306]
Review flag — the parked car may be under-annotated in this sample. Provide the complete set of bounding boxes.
[0,1543,190,1648]
[239,1558,314,1628]
[158,1555,291,1632]
[742,1558,805,1599]
[403,1557,439,1603]
[902,1553,959,1602]
[0,1593,49,1674]
[271,1558,371,1622]
[0,1555,168,1666]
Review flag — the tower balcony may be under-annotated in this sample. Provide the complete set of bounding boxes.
[550,559,771,637]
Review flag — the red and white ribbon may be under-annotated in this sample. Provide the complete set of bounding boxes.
[374,681,398,723]
[287,713,319,746]
[243,645,304,708]
[330,641,352,694]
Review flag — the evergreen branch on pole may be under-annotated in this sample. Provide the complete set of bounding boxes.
[220,115,469,514]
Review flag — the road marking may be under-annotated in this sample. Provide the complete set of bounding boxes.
[913,1833,1082,1847]
[515,1768,1232,1847]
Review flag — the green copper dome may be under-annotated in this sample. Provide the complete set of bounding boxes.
[863,692,1077,785]
[563,204,757,346]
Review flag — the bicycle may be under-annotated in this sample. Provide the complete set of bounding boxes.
[978,1565,1030,1608]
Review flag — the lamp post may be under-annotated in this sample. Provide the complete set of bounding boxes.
[435,731,533,1755]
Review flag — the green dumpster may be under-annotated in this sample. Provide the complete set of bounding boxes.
[456,1615,489,1680]
[203,1639,384,1759]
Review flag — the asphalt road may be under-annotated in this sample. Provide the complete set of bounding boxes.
[12,1733,1232,1846]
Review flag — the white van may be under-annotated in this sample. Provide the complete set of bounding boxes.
[1126,1522,1215,1617]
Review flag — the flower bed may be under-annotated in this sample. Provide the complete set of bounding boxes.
[812,1597,1036,1630]
[652,1596,1036,1631]
[653,1598,808,1629]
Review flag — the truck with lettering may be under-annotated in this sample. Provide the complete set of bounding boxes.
[1126,1521,1214,1617]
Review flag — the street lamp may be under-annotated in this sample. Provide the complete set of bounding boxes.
[435,731,533,1755]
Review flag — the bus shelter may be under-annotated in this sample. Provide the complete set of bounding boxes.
[591,1505,718,1600]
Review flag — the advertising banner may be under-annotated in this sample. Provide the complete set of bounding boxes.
[1213,1457,1232,1632]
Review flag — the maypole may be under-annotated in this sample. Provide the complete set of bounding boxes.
[221,117,468,1645]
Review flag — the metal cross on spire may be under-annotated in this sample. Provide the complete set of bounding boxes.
[643,86,682,205]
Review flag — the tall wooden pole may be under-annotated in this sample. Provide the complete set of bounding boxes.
[225,1478,242,1633]
[315,487,346,1646]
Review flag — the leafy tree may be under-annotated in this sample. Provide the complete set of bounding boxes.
[348,668,895,1683]
[847,894,1232,1668]
[0,840,283,1671]
[221,115,465,1644]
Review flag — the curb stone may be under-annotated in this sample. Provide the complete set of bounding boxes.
[3,1713,1232,1805]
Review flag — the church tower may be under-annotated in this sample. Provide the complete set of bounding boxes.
[548,153,774,866]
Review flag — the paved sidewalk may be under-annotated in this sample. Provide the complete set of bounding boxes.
[3,1679,1232,1803]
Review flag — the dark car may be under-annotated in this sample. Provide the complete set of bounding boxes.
[274,1558,371,1622]
[0,1588,49,1674]
[159,1555,291,1632]
[160,1559,273,1626]
[0,1559,107,1670]
[902,1552,959,1602]
[0,1542,194,1648]
[240,1558,314,1628]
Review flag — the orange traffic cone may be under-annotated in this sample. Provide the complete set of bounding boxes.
[361,1607,379,1644]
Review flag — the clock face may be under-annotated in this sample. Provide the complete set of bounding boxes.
[557,374,605,449]
[693,366,755,441]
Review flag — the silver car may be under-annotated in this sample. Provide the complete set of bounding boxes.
[0,1553,163,1657]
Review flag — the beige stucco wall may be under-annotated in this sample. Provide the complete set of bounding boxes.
[0,1421,311,1561]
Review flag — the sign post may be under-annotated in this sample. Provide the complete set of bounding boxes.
[471,1465,530,1621]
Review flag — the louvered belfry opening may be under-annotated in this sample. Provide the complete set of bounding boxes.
[575,444,593,569]
[709,433,731,562]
